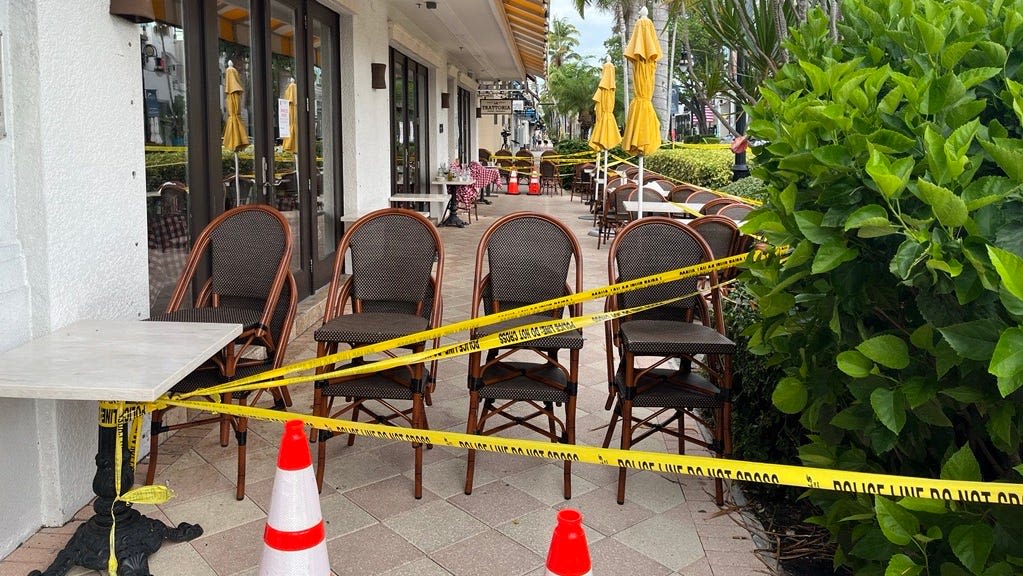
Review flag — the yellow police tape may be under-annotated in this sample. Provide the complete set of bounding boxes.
[160,398,1023,506]
[182,286,721,399]
[195,252,751,397]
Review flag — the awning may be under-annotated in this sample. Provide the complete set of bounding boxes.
[501,0,548,78]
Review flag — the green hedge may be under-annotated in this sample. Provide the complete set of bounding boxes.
[719,176,767,202]
[643,148,734,188]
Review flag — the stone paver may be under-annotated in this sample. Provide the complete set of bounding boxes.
[0,189,772,576]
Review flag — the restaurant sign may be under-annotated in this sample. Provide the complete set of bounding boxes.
[480,99,512,115]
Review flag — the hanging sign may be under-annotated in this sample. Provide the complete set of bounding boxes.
[277,98,290,139]
[480,99,512,115]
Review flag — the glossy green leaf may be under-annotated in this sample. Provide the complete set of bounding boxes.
[858,334,911,369]
[838,350,873,378]
[950,524,993,575]
[941,444,982,482]
[845,205,891,231]
[886,554,923,576]
[891,239,926,280]
[812,241,859,274]
[871,388,907,434]
[989,327,1023,396]
[794,210,834,244]
[898,497,946,514]
[980,140,1023,183]
[915,179,968,227]
[782,240,814,270]
[986,245,1023,301]
[867,148,911,199]
[772,377,808,414]
[875,496,919,546]
[959,67,1001,90]
[938,319,1004,361]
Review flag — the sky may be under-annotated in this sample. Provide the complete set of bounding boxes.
[548,0,616,64]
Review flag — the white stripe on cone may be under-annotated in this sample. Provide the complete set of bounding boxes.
[260,545,330,576]
[265,468,322,532]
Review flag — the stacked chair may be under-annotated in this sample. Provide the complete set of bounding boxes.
[602,217,737,505]
[465,212,585,500]
[310,209,444,499]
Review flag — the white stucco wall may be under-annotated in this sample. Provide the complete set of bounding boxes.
[0,0,481,558]
[0,0,148,557]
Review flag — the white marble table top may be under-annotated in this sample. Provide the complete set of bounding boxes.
[623,201,687,214]
[0,319,241,402]
[431,178,474,187]
[389,194,452,202]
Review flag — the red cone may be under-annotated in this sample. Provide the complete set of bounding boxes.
[546,509,592,576]
[259,420,330,575]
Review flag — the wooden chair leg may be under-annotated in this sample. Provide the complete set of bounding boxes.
[235,416,247,500]
[464,389,480,495]
[616,357,634,505]
[412,392,424,499]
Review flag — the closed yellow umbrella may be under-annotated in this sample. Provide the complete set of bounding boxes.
[589,60,621,152]
[589,59,621,220]
[621,7,662,217]
[222,61,249,206]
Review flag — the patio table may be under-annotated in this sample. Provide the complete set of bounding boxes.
[432,177,475,227]
[0,319,241,576]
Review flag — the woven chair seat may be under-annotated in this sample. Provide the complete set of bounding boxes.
[619,320,735,355]
[315,312,429,345]
[478,361,569,403]
[150,307,265,331]
[477,315,584,350]
[614,367,721,409]
[320,366,428,400]
[168,361,272,400]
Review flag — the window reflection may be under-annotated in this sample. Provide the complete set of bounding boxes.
[142,8,190,314]
[219,1,255,208]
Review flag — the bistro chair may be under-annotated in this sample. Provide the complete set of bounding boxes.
[478,148,492,164]
[668,184,699,204]
[688,215,743,292]
[719,203,753,222]
[625,186,667,219]
[465,212,584,499]
[494,148,514,189]
[701,197,737,215]
[540,159,560,195]
[623,166,640,180]
[145,272,297,500]
[310,208,444,499]
[685,190,720,205]
[571,163,595,203]
[150,204,293,388]
[603,217,736,505]
[597,182,637,249]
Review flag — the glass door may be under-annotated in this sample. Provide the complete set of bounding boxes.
[390,50,429,199]
[306,3,342,286]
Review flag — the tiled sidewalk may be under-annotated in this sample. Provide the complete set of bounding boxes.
[1,191,774,576]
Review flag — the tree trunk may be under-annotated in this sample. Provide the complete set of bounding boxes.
[617,4,631,112]
[650,1,671,140]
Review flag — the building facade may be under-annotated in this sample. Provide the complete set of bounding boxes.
[0,0,546,556]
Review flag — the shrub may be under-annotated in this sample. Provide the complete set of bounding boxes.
[719,177,767,202]
[745,0,1023,573]
[643,148,733,188]
[725,283,802,468]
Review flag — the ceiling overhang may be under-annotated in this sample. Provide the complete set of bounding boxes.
[387,0,548,82]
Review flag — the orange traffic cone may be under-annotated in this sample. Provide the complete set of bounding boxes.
[508,169,520,195]
[528,171,541,195]
[259,420,330,575]
[545,509,592,575]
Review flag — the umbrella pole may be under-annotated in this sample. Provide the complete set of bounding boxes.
[638,156,644,219]
[234,152,241,207]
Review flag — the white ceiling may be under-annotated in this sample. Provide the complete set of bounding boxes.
[386,0,528,81]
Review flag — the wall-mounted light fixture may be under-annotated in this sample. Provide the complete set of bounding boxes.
[441,92,450,109]
[371,63,387,89]
[476,107,482,119]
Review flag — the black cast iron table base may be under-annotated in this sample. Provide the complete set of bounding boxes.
[440,193,467,228]
[29,410,203,576]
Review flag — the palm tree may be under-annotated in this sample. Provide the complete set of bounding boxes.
[546,61,600,138]
[547,17,582,69]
